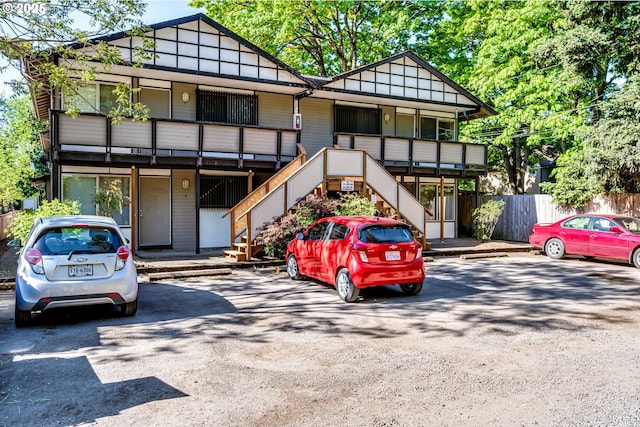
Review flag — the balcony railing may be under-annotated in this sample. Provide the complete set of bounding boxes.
[334,133,487,175]
[51,111,300,167]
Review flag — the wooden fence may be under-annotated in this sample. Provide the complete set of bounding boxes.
[481,194,640,242]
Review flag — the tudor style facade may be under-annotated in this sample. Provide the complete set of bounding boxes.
[27,13,495,253]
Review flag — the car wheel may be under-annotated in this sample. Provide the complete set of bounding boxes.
[287,254,302,280]
[336,268,359,303]
[15,306,31,327]
[400,282,423,296]
[544,238,565,259]
[120,300,137,317]
[633,249,640,269]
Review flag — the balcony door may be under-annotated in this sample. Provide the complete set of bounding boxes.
[139,177,171,247]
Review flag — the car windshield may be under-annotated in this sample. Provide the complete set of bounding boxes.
[33,226,123,255]
[615,217,640,234]
[357,225,413,244]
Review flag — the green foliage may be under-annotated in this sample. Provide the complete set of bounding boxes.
[541,74,640,207]
[333,192,377,217]
[94,179,130,218]
[5,199,81,246]
[190,0,441,76]
[0,0,153,123]
[0,95,47,208]
[458,179,476,192]
[256,192,378,259]
[472,199,505,242]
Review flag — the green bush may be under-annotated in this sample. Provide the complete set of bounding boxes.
[472,199,505,241]
[256,192,378,259]
[334,192,377,216]
[5,199,81,246]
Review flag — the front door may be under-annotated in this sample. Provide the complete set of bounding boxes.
[139,176,171,247]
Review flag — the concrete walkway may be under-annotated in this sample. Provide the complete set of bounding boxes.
[134,238,533,278]
[0,239,533,287]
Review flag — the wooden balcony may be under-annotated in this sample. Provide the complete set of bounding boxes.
[334,133,487,177]
[50,111,301,171]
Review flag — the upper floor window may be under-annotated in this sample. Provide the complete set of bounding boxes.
[196,90,257,125]
[139,87,170,119]
[335,105,381,135]
[420,117,456,141]
[63,82,118,114]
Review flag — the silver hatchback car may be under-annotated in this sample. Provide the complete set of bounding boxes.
[13,215,138,327]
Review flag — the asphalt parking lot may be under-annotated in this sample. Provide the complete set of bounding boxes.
[2,253,640,426]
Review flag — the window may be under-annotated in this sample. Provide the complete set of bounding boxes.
[358,225,413,244]
[62,176,131,226]
[199,176,247,209]
[34,227,123,256]
[335,105,381,135]
[140,87,170,119]
[197,90,257,125]
[419,183,455,221]
[328,224,349,240]
[420,117,455,141]
[562,216,590,230]
[307,222,329,241]
[420,117,436,140]
[64,82,119,114]
[439,120,455,141]
[592,218,616,232]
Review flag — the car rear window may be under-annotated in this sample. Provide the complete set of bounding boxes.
[33,227,123,255]
[357,225,414,244]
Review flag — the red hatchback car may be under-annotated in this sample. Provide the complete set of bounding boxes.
[285,216,425,302]
[529,214,640,268]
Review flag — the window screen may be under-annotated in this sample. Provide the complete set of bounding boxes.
[197,90,257,125]
[200,176,247,209]
[335,105,381,134]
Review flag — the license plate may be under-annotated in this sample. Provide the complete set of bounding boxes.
[385,251,401,261]
[69,265,93,277]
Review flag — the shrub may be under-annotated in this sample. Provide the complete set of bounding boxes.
[334,192,377,216]
[257,192,378,259]
[5,199,81,246]
[472,199,505,241]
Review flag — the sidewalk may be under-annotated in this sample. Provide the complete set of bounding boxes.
[0,239,533,288]
[134,238,533,277]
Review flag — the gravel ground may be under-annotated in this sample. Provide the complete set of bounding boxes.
[1,254,640,426]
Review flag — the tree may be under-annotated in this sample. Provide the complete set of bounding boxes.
[0,0,154,122]
[541,74,640,206]
[0,93,47,208]
[426,0,589,195]
[189,0,442,76]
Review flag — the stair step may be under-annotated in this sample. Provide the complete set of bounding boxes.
[223,249,247,262]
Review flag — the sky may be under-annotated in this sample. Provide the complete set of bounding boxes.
[0,0,203,96]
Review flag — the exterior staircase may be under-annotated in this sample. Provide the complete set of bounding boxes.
[223,147,430,261]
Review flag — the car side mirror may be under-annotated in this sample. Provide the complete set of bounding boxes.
[610,226,623,234]
[8,239,21,248]
[296,232,305,240]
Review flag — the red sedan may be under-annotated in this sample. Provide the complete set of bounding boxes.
[285,216,425,302]
[529,214,640,268]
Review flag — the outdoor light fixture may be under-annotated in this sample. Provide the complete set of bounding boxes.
[384,113,390,123]
[182,178,190,189]
[181,91,190,103]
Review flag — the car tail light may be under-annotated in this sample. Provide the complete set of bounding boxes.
[115,246,130,270]
[415,245,423,260]
[358,250,369,263]
[25,248,45,274]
